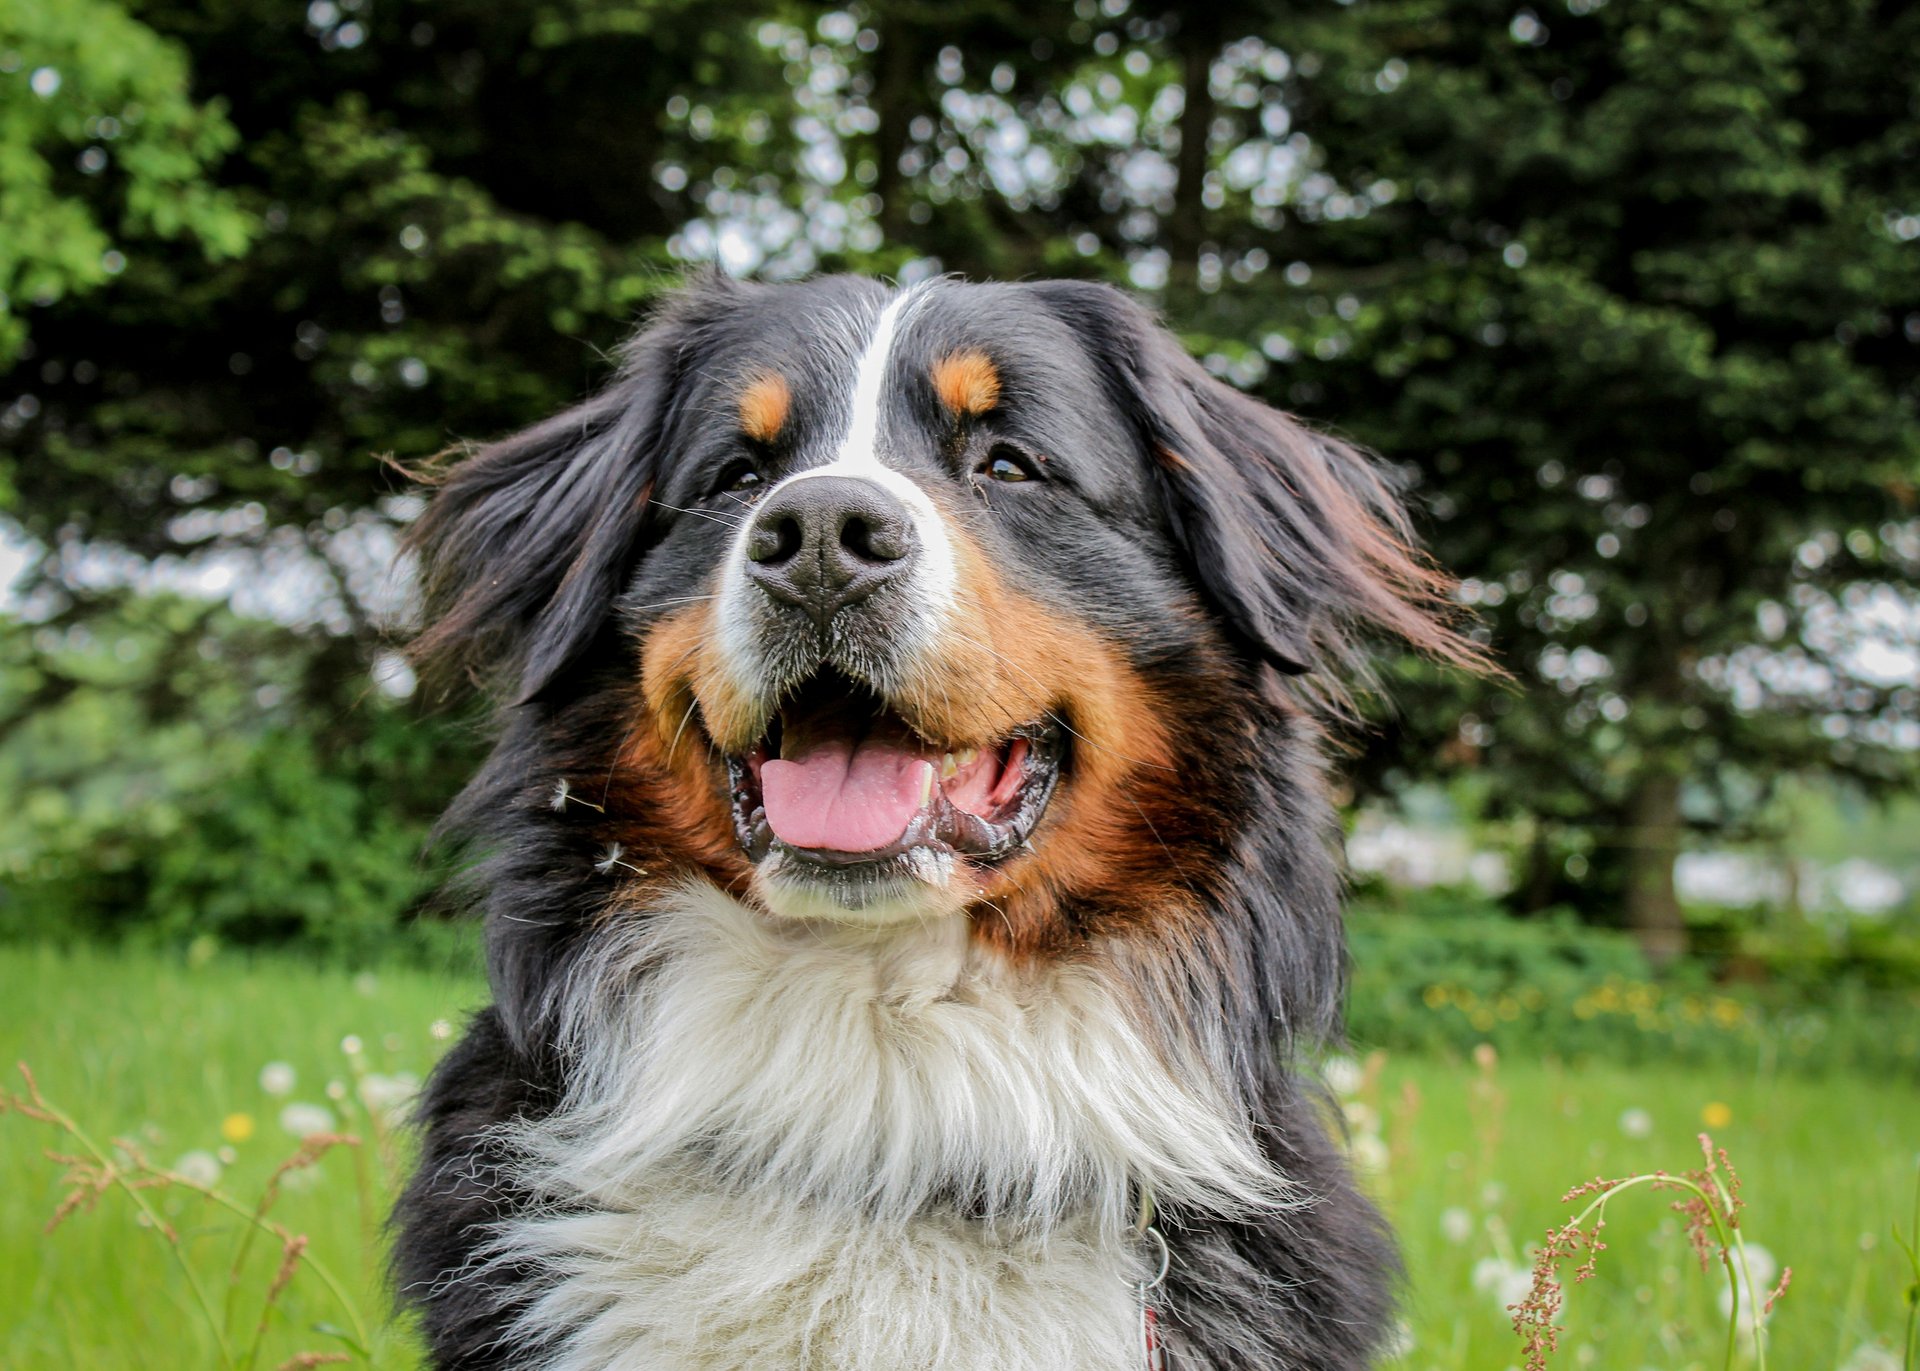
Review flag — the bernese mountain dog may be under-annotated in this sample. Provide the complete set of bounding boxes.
[394,273,1476,1370]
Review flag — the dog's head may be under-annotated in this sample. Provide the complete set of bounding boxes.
[411,274,1476,950]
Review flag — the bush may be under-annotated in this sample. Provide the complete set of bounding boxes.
[1345,887,1920,1079]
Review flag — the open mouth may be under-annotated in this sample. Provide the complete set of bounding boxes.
[723,672,1063,887]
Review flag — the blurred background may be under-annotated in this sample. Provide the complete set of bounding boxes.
[2,1,1918,1365]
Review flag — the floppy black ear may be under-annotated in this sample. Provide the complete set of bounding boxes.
[405,295,707,703]
[1033,280,1479,684]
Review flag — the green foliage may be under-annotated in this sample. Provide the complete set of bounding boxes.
[1347,887,1920,1079]
[0,592,477,960]
[0,0,252,364]
[0,0,1913,956]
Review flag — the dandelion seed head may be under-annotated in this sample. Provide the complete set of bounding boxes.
[429,1018,453,1041]
[278,1102,337,1138]
[258,1061,296,1096]
[1618,1106,1653,1139]
[1350,1133,1389,1174]
[1440,1206,1474,1244]
[1323,1054,1363,1097]
[359,1071,422,1122]
[173,1149,222,1186]
[326,1079,348,1101]
[340,1034,364,1056]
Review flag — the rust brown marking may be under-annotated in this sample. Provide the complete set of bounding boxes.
[931,350,1001,417]
[738,373,791,444]
[641,597,764,756]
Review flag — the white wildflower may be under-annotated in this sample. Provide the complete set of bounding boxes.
[258,1061,296,1096]
[1350,1133,1390,1174]
[1839,1344,1901,1371]
[278,1102,336,1138]
[1471,1255,1533,1311]
[1440,1206,1474,1244]
[172,1150,222,1187]
[1323,1054,1364,1097]
[1618,1106,1654,1139]
[429,1018,453,1041]
[358,1071,422,1123]
[340,1034,363,1056]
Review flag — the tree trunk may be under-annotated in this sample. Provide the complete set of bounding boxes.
[1166,9,1221,273]
[872,11,920,245]
[1623,770,1687,967]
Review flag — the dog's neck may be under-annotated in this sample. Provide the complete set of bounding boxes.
[503,877,1290,1231]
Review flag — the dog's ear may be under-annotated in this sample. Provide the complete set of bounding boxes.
[1033,280,1483,686]
[405,288,717,704]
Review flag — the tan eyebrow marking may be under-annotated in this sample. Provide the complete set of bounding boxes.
[737,373,791,443]
[930,350,1001,417]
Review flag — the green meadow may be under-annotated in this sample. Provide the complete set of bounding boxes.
[1,944,1913,1370]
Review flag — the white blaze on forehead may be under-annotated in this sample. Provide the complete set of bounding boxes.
[835,287,921,471]
[711,283,961,750]
[762,284,957,612]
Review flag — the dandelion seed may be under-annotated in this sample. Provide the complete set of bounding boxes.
[221,1112,256,1144]
[278,1102,336,1138]
[259,1061,296,1096]
[552,778,606,813]
[1618,1107,1653,1139]
[173,1149,222,1186]
[594,842,648,876]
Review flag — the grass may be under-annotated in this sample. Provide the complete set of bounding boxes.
[1,942,1914,1370]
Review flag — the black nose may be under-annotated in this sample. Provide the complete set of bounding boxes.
[745,475,917,621]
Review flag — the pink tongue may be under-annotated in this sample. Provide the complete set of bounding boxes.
[762,737,934,853]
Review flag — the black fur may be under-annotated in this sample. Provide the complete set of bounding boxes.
[394,273,1469,1369]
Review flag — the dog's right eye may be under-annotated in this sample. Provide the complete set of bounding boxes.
[714,461,764,496]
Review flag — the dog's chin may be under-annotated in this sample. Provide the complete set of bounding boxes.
[750,849,974,927]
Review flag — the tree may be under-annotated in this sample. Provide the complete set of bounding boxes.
[4,0,1914,959]
[1154,0,1920,956]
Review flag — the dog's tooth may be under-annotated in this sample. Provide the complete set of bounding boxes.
[939,752,958,780]
[956,747,978,769]
[920,763,935,805]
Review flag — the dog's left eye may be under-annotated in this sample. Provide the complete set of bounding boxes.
[980,445,1041,484]
[714,461,764,496]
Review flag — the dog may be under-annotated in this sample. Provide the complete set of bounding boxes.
[393,273,1475,1370]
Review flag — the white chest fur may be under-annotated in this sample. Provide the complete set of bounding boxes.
[491,882,1285,1370]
